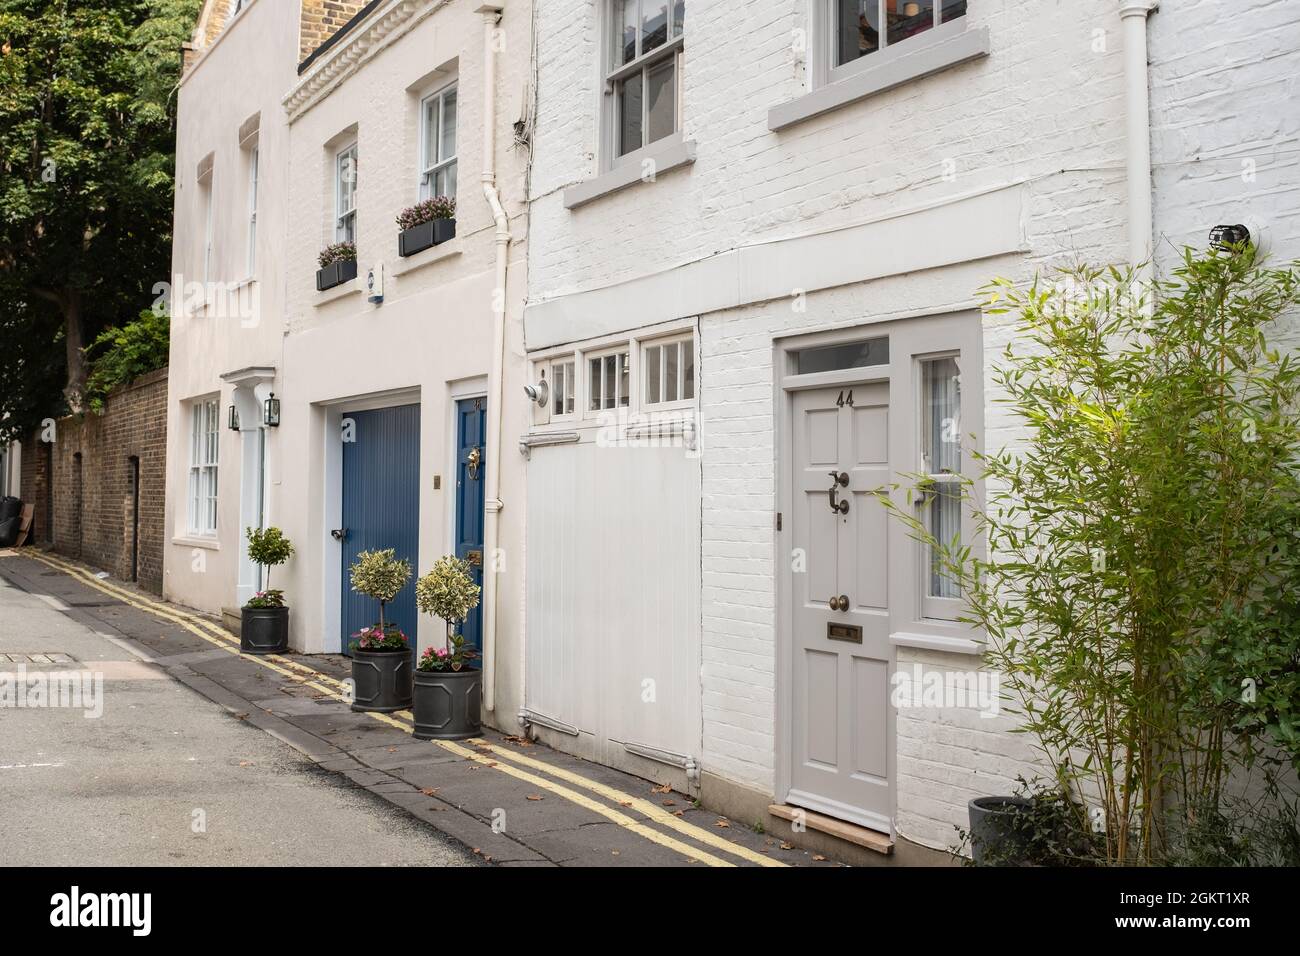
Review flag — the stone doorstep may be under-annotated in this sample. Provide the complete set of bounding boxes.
[768,804,895,856]
[220,607,241,637]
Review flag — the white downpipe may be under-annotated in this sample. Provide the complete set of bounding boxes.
[477,3,509,713]
[1120,1,1158,288]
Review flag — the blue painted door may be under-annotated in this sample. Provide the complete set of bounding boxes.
[340,404,421,655]
[455,398,486,649]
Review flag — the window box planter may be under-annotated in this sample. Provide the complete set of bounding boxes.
[967,796,1034,866]
[412,667,481,740]
[240,605,289,655]
[316,258,358,292]
[350,647,413,713]
[398,218,456,257]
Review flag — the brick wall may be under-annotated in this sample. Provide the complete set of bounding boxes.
[299,0,368,63]
[18,368,169,594]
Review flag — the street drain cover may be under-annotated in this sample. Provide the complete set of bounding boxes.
[0,652,77,664]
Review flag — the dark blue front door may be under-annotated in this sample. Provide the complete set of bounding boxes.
[455,398,486,649]
[340,404,421,655]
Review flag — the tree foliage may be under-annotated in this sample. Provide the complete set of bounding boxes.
[0,0,199,429]
[83,305,168,411]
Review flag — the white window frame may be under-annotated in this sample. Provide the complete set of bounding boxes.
[419,83,458,201]
[200,173,214,286]
[546,355,578,422]
[603,0,685,169]
[335,142,358,243]
[916,350,964,622]
[246,142,259,277]
[821,0,967,86]
[585,346,632,417]
[187,398,220,537]
[640,333,695,410]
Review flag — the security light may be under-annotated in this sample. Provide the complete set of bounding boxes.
[523,380,549,407]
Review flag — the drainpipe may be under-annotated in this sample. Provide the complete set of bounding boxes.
[477,3,509,714]
[1120,1,1158,290]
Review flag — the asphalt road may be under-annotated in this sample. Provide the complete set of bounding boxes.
[0,572,475,867]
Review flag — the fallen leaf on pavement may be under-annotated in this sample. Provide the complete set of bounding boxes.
[386,747,398,753]
[662,799,676,806]
[713,819,730,829]
[526,794,544,801]
[813,854,826,861]
[652,783,672,794]
[420,787,439,796]
[780,842,793,850]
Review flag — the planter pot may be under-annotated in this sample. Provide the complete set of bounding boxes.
[398,218,456,257]
[240,605,289,655]
[968,796,1034,865]
[351,648,413,713]
[316,258,358,291]
[412,668,481,740]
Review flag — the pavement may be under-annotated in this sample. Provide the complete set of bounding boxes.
[0,548,845,867]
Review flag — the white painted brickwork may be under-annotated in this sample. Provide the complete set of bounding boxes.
[528,0,1300,851]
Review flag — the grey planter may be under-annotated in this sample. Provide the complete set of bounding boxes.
[351,648,413,713]
[240,605,288,655]
[398,218,456,257]
[316,258,358,291]
[968,796,1034,865]
[412,668,481,740]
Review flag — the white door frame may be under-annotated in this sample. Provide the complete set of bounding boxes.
[773,311,985,831]
[317,386,421,654]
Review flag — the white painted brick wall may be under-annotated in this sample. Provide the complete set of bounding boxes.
[530,0,1298,850]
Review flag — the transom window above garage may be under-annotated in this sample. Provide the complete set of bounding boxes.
[588,350,631,411]
[793,336,889,374]
[643,336,694,406]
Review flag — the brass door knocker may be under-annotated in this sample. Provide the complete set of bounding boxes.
[467,446,482,480]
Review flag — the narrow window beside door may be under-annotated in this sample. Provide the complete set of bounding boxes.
[187,399,220,536]
[921,356,961,604]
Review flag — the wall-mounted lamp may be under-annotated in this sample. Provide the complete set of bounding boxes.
[228,404,240,431]
[1209,223,1251,252]
[263,393,281,427]
[523,379,550,407]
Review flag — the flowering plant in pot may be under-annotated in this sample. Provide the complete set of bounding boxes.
[241,527,294,655]
[316,240,358,291]
[347,548,413,713]
[411,554,481,739]
[396,196,456,257]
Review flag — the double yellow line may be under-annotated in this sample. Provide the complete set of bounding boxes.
[13,550,786,868]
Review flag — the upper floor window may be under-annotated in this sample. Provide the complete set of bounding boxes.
[588,350,631,411]
[246,143,259,275]
[335,142,358,242]
[832,0,965,74]
[199,171,214,285]
[607,0,685,160]
[420,84,458,200]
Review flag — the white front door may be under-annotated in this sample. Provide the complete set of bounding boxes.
[788,381,894,833]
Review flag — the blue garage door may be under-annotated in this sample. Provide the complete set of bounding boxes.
[340,404,421,655]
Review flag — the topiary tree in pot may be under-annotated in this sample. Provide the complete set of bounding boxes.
[347,548,414,712]
[241,526,294,655]
[411,554,482,739]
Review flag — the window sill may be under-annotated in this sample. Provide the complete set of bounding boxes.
[768,24,990,132]
[313,277,363,307]
[889,630,982,656]
[564,136,697,210]
[391,236,463,277]
[173,535,220,551]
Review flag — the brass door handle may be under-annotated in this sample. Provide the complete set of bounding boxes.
[827,471,850,514]
[830,594,850,612]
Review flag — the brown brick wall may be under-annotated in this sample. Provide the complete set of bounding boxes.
[299,0,368,63]
[18,368,169,594]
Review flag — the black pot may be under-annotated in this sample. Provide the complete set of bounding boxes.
[240,605,289,654]
[412,667,481,739]
[316,258,358,291]
[351,648,413,713]
[398,218,456,257]
[968,796,1034,865]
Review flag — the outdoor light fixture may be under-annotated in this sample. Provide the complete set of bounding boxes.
[1209,223,1251,251]
[523,379,549,407]
[263,393,281,427]
[228,404,240,431]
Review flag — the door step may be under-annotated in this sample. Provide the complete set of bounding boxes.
[220,607,241,637]
[768,804,894,856]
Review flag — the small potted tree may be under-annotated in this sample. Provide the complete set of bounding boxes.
[348,548,413,713]
[241,526,295,655]
[412,554,482,739]
[396,196,456,257]
[316,240,358,291]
